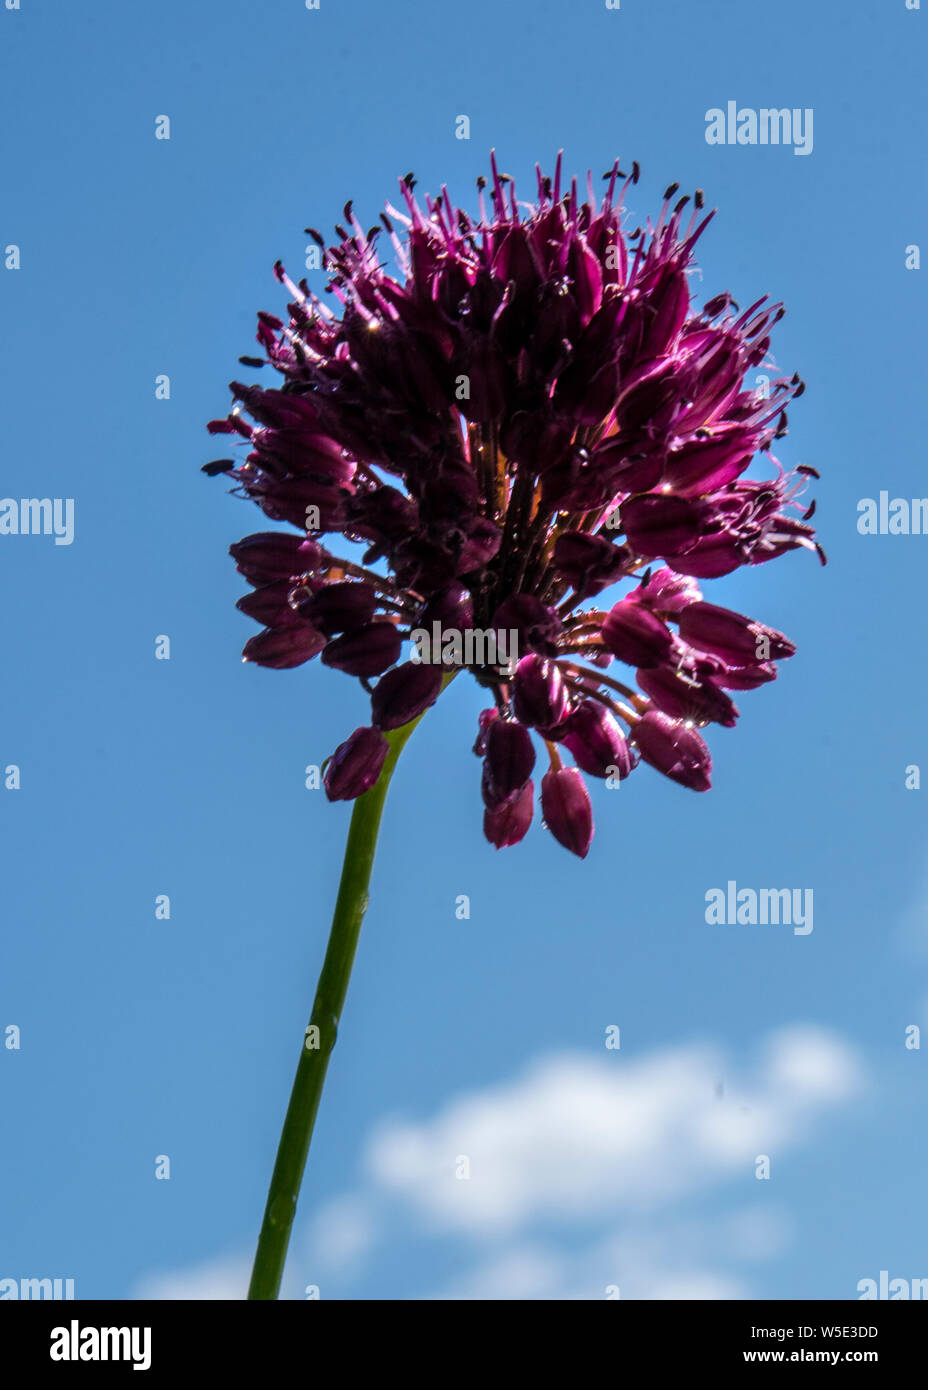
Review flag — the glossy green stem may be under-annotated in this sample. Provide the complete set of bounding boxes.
[247,709,430,1300]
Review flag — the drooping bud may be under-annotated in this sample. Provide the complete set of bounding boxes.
[473,707,499,757]
[632,710,712,791]
[321,621,402,677]
[541,767,593,859]
[301,580,378,636]
[371,661,443,731]
[481,719,536,808]
[323,726,390,801]
[512,654,570,730]
[563,701,633,779]
[483,780,534,849]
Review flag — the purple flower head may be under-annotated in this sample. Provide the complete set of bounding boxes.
[209,154,818,854]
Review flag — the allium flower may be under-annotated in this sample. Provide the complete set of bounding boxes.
[207,153,820,858]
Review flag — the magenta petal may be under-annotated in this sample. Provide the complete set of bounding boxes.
[371,661,443,731]
[483,780,534,849]
[541,767,593,858]
[633,710,712,791]
[242,624,325,669]
[321,622,402,677]
[323,726,390,801]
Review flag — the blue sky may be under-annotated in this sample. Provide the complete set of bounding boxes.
[1,0,926,1300]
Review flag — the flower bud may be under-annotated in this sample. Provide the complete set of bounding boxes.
[472,707,499,757]
[712,661,777,690]
[512,655,570,730]
[661,429,753,497]
[602,599,674,668]
[541,767,593,858]
[619,494,712,558]
[371,661,443,731]
[321,621,402,677]
[301,581,378,636]
[481,719,536,808]
[633,710,712,791]
[236,582,303,628]
[629,567,701,615]
[678,601,795,664]
[636,665,739,728]
[491,595,562,657]
[230,531,323,584]
[641,265,689,357]
[324,726,390,801]
[553,532,631,599]
[563,701,633,779]
[242,624,326,669]
[421,583,474,632]
[483,780,534,849]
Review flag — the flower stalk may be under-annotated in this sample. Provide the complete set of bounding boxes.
[247,687,447,1299]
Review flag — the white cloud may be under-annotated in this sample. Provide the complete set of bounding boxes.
[305,1194,376,1273]
[437,1245,567,1300]
[133,1254,250,1301]
[361,1026,862,1237]
[134,1025,863,1300]
[433,1218,759,1300]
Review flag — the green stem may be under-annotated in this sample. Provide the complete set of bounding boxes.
[246,698,439,1300]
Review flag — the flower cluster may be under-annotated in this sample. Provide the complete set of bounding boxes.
[207,154,819,856]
